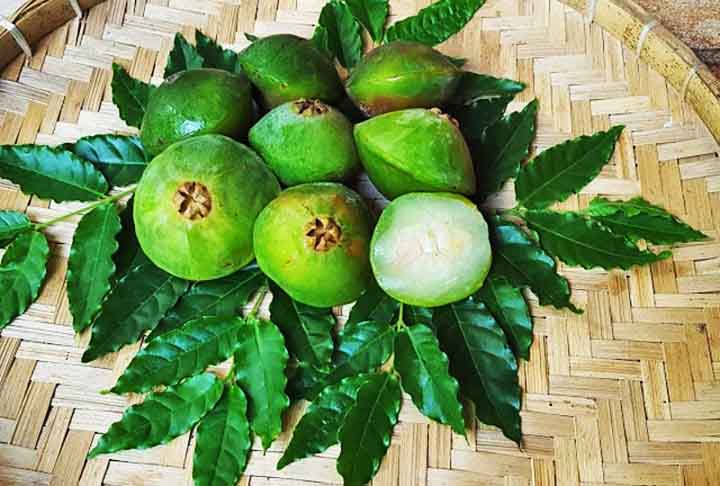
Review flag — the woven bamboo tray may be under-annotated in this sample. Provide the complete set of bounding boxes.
[1,0,720,485]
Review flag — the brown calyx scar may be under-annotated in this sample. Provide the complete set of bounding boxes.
[174,181,212,220]
[306,217,342,251]
[295,99,329,116]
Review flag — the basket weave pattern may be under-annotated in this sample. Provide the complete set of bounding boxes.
[0,0,720,485]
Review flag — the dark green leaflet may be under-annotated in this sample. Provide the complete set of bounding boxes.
[403,305,433,327]
[317,0,364,68]
[451,72,526,104]
[286,361,331,401]
[345,0,389,41]
[195,30,239,72]
[384,0,486,46]
[450,96,514,143]
[111,63,155,128]
[73,134,148,187]
[112,198,144,281]
[347,280,399,326]
[0,211,31,247]
[164,32,205,78]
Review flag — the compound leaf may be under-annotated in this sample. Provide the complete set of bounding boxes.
[196,30,239,72]
[317,0,363,68]
[345,0,389,41]
[111,63,155,128]
[165,32,205,78]
[384,0,486,46]
[73,134,148,187]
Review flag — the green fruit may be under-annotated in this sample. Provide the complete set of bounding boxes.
[346,41,460,116]
[238,34,344,109]
[370,192,491,307]
[140,68,253,156]
[249,99,360,186]
[354,108,476,199]
[134,134,280,281]
[253,183,372,307]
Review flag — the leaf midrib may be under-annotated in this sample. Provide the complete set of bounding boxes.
[347,374,390,480]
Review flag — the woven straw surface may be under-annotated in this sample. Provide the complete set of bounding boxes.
[1,0,720,485]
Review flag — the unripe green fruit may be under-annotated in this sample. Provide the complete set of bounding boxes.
[249,99,360,186]
[253,183,373,307]
[346,41,460,116]
[134,134,280,281]
[238,34,344,109]
[370,192,492,307]
[140,68,253,156]
[354,108,476,199]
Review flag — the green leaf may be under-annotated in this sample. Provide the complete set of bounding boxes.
[112,198,144,280]
[196,30,239,72]
[384,0,486,45]
[67,203,122,333]
[73,134,148,187]
[451,72,526,104]
[149,265,264,341]
[515,125,624,209]
[244,33,259,42]
[165,32,205,78]
[312,25,332,56]
[347,280,399,326]
[88,373,223,459]
[111,63,154,129]
[476,276,532,360]
[434,297,522,443]
[345,0,389,41]
[111,316,244,394]
[317,0,364,69]
[269,282,335,366]
[446,56,467,67]
[404,305,433,327]
[395,323,465,435]
[0,211,31,247]
[82,263,188,362]
[193,384,251,486]
[278,375,368,469]
[587,196,708,245]
[0,145,108,202]
[489,215,580,313]
[337,372,401,485]
[524,209,671,270]
[234,316,289,450]
[286,362,331,400]
[0,231,49,329]
[450,96,513,142]
[474,99,537,199]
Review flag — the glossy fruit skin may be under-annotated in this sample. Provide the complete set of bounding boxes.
[140,69,253,156]
[354,108,476,199]
[346,41,460,116]
[370,192,492,307]
[249,99,360,186]
[253,183,373,307]
[238,34,344,109]
[134,134,280,281]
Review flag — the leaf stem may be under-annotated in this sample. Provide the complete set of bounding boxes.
[33,186,137,230]
[395,303,406,331]
[248,286,269,317]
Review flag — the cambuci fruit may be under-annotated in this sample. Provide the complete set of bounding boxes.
[249,99,359,186]
[253,183,373,307]
[140,68,253,156]
[134,134,281,281]
[354,108,476,199]
[370,192,492,307]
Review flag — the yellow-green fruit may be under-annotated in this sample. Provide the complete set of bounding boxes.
[249,99,359,186]
[134,134,280,281]
[370,192,492,307]
[346,41,460,116]
[238,34,344,109]
[253,183,372,307]
[140,68,253,156]
[354,108,475,199]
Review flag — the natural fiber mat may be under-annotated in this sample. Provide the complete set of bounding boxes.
[1,0,720,485]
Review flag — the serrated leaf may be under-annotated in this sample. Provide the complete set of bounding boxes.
[524,209,671,270]
[346,0,389,41]
[0,145,108,202]
[395,323,465,434]
[0,211,31,247]
[196,30,239,72]
[476,276,532,360]
[88,373,222,459]
[384,0,486,45]
[82,263,188,362]
[234,316,289,450]
[434,297,522,443]
[450,96,514,142]
[269,282,335,366]
[111,63,155,128]
[193,384,251,486]
[312,25,332,56]
[67,203,122,333]
[451,72,526,104]
[165,33,205,78]
[112,198,144,280]
[337,372,401,485]
[347,280,399,326]
[489,215,580,313]
[317,0,363,68]
[73,134,148,187]
[0,231,49,329]
[111,316,244,394]
[278,375,368,469]
[149,265,264,340]
[516,125,624,209]
[474,99,537,199]
[587,196,708,245]
[286,361,331,400]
